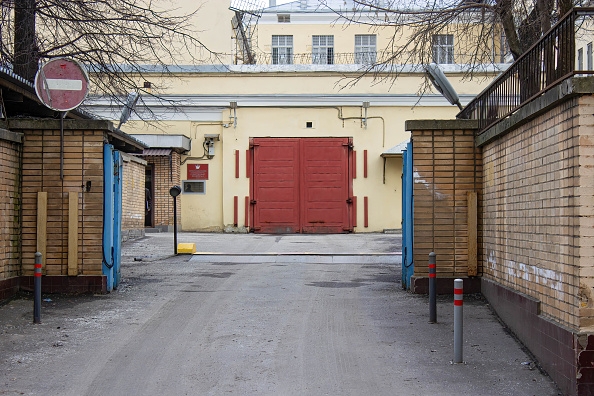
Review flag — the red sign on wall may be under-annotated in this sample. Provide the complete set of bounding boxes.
[188,164,209,180]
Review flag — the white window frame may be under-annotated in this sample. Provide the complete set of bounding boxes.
[432,34,454,64]
[312,35,334,65]
[272,35,293,65]
[355,34,377,64]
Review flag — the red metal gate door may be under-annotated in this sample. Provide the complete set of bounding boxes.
[251,138,300,233]
[301,138,351,233]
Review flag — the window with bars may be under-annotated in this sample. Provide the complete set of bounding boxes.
[579,47,584,70]
[272,35,293,65]
[355,34,377,64]
[312,35,334,65]
[432,34,454,64]
[588,42,593,71]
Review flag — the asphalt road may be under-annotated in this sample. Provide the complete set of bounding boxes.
[0,233,560,395]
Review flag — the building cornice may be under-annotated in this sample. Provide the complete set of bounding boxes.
[110,63,508,75]
[84,93,476,122]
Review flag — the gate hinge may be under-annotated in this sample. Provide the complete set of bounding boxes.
[342,142,354,149]
[346,198,353,204]
[250,200,257,204]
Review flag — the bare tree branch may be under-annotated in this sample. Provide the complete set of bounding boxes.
[1,0,222,123]
[321,0,582,93]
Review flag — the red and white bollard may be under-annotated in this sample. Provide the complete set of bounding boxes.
[453,278,463,363]
[429,252,437,323]
[34,252,42,324]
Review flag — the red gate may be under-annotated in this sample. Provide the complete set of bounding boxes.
[250,137,353,234]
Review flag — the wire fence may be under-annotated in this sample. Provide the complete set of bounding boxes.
[243,50,509,66]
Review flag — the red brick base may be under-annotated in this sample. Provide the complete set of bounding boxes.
[19,275,107,295]
[0,277,20,301]
[482,278,590,396]
[410,276,481,294]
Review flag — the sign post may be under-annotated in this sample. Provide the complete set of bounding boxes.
[34,58,90,179]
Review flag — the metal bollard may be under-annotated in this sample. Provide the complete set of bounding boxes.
[453,278,463,363]
[429,252,437,323]
[34,252,42,324]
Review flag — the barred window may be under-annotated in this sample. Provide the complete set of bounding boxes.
[432,34,454,64]
[355,35,377,64]
[272,35,293,65]
[312,35,334,65]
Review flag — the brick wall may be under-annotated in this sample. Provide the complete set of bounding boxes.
[121,154,146,241]
[15,121,105,279]
[481,97,581,329]
[0,129,23,299]
[144,152,181,230]
[408,121,482,289]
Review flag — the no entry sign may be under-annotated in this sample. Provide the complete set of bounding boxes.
[34,58,90,111]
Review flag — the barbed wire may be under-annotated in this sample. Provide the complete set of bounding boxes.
[235,50,510,65]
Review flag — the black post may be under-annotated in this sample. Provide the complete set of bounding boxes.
[429,252,437,323]
[34,252,42,324]
[169,186,181,256]
[173,195,178,255]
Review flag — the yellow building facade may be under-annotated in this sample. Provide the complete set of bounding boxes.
[88,0,505,233]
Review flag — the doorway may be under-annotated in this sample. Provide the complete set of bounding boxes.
[250,137,354,233]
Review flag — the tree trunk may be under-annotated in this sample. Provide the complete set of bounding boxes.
[496,0,523,60]
[14,0,39,82]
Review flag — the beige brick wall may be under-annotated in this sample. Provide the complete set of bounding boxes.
[576,95,594,330]
[482,97,582,329]
[0,135,22,281]
[144,153,181,229]
[18,126,105,277]
[121,154,146,241]
[411,128,483,278]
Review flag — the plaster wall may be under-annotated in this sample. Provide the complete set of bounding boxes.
[169,105,456,232]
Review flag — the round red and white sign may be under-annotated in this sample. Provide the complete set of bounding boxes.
[34,58,90,111]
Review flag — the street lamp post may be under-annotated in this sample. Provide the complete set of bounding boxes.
[169,186,182,255]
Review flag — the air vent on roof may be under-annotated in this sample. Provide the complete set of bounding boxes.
[277,14,290,23]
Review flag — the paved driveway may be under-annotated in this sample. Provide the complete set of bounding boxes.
[0,233,559,395]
